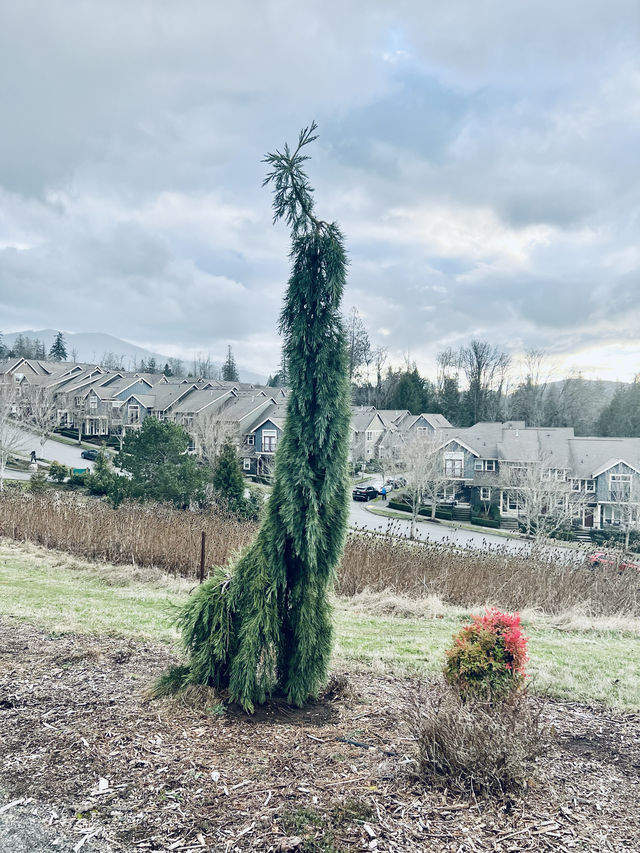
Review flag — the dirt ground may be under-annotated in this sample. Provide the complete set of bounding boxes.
[0,616,638,853]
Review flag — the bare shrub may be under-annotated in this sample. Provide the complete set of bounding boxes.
[409,683,547,797]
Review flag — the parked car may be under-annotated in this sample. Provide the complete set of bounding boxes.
[385,477,407,489]
[587,552,640,571]
[80,449,99,461]
[352,485,380,502]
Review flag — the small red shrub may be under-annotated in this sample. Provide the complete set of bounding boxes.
[444,608,528,698]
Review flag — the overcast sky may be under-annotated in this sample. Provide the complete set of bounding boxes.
[1,1,639,381]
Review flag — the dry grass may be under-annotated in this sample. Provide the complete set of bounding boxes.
[0,491,255,576]
[340,527,640,617]
[1,492,639,620]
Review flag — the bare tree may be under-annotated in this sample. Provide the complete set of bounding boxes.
[509,349,552,427]
[499,457,591,547]
[399,433,452,539]
[371,345,388,408]
[25,385,58,452]
[192,412,237,466]
[344,307,371,383]
[459,340,511,423]
[0,386,29,491]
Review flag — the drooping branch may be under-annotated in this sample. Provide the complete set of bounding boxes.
[262,121,328,236]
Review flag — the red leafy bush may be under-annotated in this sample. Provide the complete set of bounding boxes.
[444,608,528,698]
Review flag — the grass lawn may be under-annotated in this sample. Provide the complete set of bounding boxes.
[1,539,638,709]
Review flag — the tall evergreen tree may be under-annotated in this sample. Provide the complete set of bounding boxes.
[222,345,240,382]
[156,124,351,711]
[211,439,246,511]
[48,331,67,361]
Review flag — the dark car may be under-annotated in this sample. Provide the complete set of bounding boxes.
[352,485,379,502]
[81,449,99,461]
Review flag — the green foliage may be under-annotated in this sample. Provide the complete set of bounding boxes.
[159,125,351,711]
[87,450,115,496]
[29,471,48,493]
[211,441,260,521]
[113,418,207,507]
[388,498,453,521]
[48,460,68,483]
[471,516,501,529]
[66,471,89,490]
[48,331,67,362]
[212,440,245,503]
[388,367,436,414]
[596,378,640,437]
[221,345,239,382]
[444,609,528,699]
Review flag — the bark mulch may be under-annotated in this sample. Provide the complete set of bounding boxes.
[0,616,638,852]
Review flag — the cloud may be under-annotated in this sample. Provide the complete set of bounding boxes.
[0,0,638,380]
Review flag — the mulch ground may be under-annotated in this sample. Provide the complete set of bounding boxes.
[0,616,639,853]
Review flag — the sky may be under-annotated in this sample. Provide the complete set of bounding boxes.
[0,1,639,382]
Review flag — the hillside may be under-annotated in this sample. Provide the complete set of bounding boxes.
[2,329,265,383]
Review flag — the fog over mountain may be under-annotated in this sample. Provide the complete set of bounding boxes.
[1,329,265,384]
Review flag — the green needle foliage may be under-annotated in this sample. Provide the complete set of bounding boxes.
[155,124,351,711]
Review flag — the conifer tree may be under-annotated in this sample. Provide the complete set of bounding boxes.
[49,331,67,361]
[222,345,239,382]
[155,124,351,711]
[212,439,246,513]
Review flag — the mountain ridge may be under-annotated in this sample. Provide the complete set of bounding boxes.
[1,329,265,384]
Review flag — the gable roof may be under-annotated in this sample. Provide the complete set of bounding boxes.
[591,457,640,478]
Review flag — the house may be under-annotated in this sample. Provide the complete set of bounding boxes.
[241,412,287,476]
[427,422,640,531]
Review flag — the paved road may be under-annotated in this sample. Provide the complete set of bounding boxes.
[3,425,94,479]
[349,482,579,561]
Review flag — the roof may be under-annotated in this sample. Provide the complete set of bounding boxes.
[170,388,233,414]
[568,438,640,477]
[350,411,386,433]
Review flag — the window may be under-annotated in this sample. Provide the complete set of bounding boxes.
[366,431,373,441]
[263,430,277,452]
[89,396,97,410]
[442,484,456,500]
[243,458,251,471]
[182,415,193,428]
[246,435,255,446]
[570,479,581,491]
[474,459,497,472]
[416,427,429,436]
[610,474,631,502]
[501,491,520,512]
[111,400,121,409]
[585,479,595,493]
[480,487,491,501]
[444,452,464,478]
[128,404,140,423]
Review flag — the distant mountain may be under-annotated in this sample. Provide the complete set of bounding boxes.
[545,378,626,402]
[2,329,266,384]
